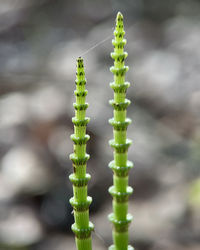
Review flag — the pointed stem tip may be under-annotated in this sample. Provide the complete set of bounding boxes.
[77,56,83,63]
[76,56,84,69]
[116,11,123,21]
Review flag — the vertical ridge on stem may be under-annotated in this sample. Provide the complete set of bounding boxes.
[108,12,134,250]
[69,57,94,250]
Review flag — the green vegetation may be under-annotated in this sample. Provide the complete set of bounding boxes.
[108,12,133,250]
[69,12,133,250]
[69,57,94,250]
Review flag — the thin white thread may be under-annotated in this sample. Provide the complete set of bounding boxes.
[92,230,107,249]
[80,27,115,57]
[78,12,135,60]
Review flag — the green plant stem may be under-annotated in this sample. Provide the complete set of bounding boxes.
[108,12,134,250]
[69,57,94,250]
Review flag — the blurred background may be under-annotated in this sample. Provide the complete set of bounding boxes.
[0,0,200,249]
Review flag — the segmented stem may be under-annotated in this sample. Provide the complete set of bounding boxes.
[69,57,94,250]
[108,12,134,250]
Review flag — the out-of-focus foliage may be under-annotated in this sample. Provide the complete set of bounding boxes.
[189,178,200,207]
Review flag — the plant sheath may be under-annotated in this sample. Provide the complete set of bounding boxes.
[69,57,94,250]
[108,12,134,250]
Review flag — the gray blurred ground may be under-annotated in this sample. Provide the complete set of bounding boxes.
[0,0,200,250]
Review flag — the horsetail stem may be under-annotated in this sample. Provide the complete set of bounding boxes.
[108,12,134,250]
[69,57,94,250]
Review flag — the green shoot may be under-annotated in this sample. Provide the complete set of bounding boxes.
[69,57,94,250]
[108,12,134,250]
